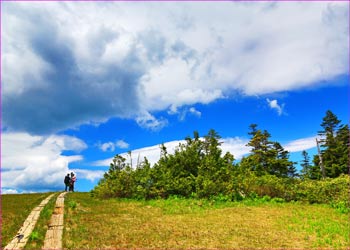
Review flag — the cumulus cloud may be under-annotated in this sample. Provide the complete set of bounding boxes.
[168,106,202,121]
[1,132,88,192]
[98,139,130,152]
[189,107,202,118]
[116,140,129,149]
[99,142,115,152]
[136,112,168,131]
[267,98,285,116]
[71,169,105,183]
[2,2,348,134]
[2,3,144,134]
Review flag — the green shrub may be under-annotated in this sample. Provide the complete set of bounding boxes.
[295,175,350,204]
[231,173,349,205]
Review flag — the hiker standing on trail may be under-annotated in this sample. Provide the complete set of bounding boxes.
[70,172,77,192]
[64,173,71,192]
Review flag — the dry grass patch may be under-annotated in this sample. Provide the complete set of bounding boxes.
[64,193,349,249]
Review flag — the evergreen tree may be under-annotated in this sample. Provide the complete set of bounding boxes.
[315,110,349,177]
[300,150,321,179]
[319,110,341,137]
[331,124,350,176]
[242,124,294,177]
[269,142,296,177]
[244,126,272,174]
[93,154,135,198]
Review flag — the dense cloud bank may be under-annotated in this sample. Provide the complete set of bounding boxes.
[2,2,348,134]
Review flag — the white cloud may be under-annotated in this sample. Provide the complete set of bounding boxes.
[283,136,317,152]
[92,140,182,168]
[71,169,105,183]
[1,189,19,194]
[1,132,87,192]
[98,139,130,152]
[221,137,250,159]
[168,106,202,121]
[136,112,168,131]
[2,2,347,134]
[189,107,201,118]
[267,98,285,115]
[116,140,129,149]
[100,142,115,152]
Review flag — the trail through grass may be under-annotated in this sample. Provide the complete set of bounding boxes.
[24,193,58,249]
[1,193,52,248]
[64,193,349,249]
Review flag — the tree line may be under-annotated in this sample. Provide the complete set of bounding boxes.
[92,110,349,200]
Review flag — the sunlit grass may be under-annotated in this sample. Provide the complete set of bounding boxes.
[1,193,51,247]
[64,192,349,249]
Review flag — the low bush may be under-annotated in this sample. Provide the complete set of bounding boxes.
[231,173,349,205]
[294,174,350,204]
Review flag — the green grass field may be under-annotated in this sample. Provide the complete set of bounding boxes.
[64,192,349,249]
[2,192,348,248]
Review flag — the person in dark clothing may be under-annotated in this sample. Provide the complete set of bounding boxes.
[64,173,71,191]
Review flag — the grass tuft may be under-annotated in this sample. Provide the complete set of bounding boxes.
[28,231,40,241]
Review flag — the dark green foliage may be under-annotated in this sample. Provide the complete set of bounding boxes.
[232,172,349,205]
[294,175,350,205]
[300,150,321,180]
[315,110,349,178]
[92,129,236,199]
[241,124,295,177]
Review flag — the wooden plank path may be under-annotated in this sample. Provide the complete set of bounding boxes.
[43,192,67,249]
[4,193,56,250]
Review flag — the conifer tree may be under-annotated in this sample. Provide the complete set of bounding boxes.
[315,110,349,177]
[300,150,321,179]
[242,124,294,177]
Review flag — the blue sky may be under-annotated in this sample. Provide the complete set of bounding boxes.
[1,1,349,193]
